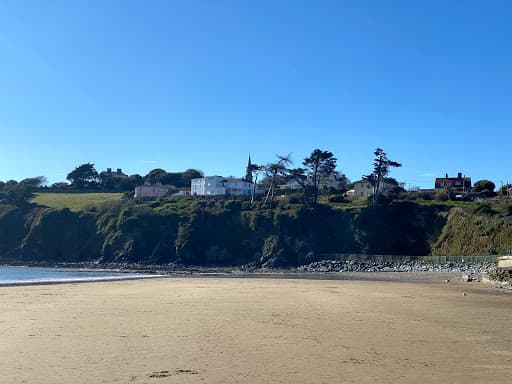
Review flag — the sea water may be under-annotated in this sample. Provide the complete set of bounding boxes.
[0,266,145,285]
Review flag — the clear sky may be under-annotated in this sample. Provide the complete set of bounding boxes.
[1,0,511,189]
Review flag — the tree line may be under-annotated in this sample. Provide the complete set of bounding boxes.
[252,148,401,207]
[6,147,504,208]
[0,147,403,207]
[251,149,342,206]
[63,163,203,192]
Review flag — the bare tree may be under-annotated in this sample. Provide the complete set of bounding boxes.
[262,154,292,208]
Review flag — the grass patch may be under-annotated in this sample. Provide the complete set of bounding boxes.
[33,193,124,212]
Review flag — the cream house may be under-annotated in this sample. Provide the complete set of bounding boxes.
[353,179,397,197]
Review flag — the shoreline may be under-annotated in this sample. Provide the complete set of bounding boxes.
[0,273,166,288]
[0,269,491,288]
[1,261,509,290]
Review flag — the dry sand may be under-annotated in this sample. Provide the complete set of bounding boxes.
[1,274,511,384]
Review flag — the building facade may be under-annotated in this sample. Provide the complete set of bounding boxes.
[191,176,254,196]
[352,179,396,197]
[224,178,253,196]
[134,184,173,198]
[434,173,471,190]
[191,176,226,196]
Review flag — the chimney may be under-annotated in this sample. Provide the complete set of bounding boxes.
[117,168,122,175]
[445,173,448,178]
[107,168,112,173]
[457,172,462,179]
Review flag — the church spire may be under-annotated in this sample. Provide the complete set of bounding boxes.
[245,154,253,182]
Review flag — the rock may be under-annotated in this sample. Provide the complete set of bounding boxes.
[297,260,495,275]
[461,274,473,282]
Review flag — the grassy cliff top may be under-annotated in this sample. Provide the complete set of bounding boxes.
[32,193,124,212]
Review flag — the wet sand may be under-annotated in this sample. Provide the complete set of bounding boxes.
[1,274,511,383]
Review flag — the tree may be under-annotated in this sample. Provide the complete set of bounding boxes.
[181,169,203,188]
[303,149,337,204]
[51,182,70,190]
[144,168,203,188]
[288,168,309,202]
[98,172,117,190]
[363,148,402,205]
[473,179,496,197]
[335,173,350,194]
[67,163,98,189]
[499,184,512,196]
[119,174,144,191]
[262,154,292,207]
[0,176,46,206]
[144,168,168,185]
[248,163,263,204]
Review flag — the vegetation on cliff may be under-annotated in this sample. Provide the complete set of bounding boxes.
[431,201,512,255]
[2,195,510,266]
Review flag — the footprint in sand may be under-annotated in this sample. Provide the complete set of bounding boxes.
[148,369,199,379]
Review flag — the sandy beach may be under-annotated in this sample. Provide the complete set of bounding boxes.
[1,274,511,384]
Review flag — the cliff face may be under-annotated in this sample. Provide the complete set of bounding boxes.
[0,205,101,262]
[1,199,511,265]
[431,203,512,256]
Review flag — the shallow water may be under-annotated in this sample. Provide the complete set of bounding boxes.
[0,266,140,284]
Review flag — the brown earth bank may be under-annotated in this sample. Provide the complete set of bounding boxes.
[1,275,511,384]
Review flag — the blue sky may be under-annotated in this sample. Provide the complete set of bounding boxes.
[1,0,511,189]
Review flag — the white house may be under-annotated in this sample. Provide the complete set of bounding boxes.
[353,179,397,197]
[279,179,303,190]
[191,176,254,197]
[223,178,253,196]
[319,172,344,189]
[134,184,173,198]
[191,176,226,196]
[353,180,373,197]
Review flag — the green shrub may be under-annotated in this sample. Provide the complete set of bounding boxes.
[327,194,346,203]
[435,190,449,201]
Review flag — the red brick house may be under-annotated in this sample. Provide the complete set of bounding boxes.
[435,172,471,190]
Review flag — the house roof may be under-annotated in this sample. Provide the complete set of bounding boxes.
[136,184,173,189]
[435,177,471,181]
[434,177,472,185]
